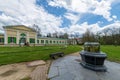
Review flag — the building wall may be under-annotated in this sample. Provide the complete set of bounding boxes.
[68,39,77,45]
[37,38,68,45]
[4,25,37,45]
[1,25,74,46]
[0,34,4,45]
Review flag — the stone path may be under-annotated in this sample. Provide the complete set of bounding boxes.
[48,53,120,80]
[29,60,51,80]
[31,65,47,80]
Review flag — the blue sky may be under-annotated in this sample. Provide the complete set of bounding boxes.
[0,0,120,35]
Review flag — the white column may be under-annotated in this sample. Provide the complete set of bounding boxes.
[17,30,19,44]
[44,40,45,44]
[27,32,29,43]
[35,33,37,44]
[4,29,7,44]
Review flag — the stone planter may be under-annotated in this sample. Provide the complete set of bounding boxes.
[80,42,107,71]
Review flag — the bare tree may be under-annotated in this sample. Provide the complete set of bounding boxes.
[32,24,41,37]
[82,29,96,43]
[63,33,69,39]
[47,33,52,37]
[99,27,120,45]
[52,32,58,38]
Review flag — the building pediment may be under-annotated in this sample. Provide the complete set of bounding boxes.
[3,25,36,32]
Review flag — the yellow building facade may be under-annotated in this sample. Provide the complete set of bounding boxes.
[3,25,37,45]
[0,25,70,46]
[37,37,68,45]
[0,34,4,45]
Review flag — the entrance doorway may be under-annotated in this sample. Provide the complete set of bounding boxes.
[20,38,26,44]
[19,33,26,46]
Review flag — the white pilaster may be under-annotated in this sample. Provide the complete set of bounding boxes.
[4,29,7,44]
[35,33,37,44]
[27,32,29,43]
[17,30,19,44]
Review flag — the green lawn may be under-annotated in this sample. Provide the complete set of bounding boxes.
[1,45,119,65]
[101,45,120,63]
[0,45,82,65]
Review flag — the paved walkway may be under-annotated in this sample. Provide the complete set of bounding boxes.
[31,65,47,80]
[48,53,120,80]
[30,60,50,80]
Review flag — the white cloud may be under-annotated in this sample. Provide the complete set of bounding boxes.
[112,15,117,19]
[0,0,119,36]
[101,21,120,30]
[67,21,120,35]
[92,0,113,21]
[48,0,67,8]
[48,0,115,21]
[64,13,80,24]
[68,22,101,35]
[0,0,62,34]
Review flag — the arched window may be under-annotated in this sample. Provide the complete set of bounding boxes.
[50,40,52,44]
[20,33,26,37]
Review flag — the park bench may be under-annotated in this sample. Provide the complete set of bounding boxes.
[49,52,64,59]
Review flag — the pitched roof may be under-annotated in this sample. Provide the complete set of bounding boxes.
[3,25,36,32]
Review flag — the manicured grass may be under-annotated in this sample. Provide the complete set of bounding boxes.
[101,45,120,63]
[0,45,82,65]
